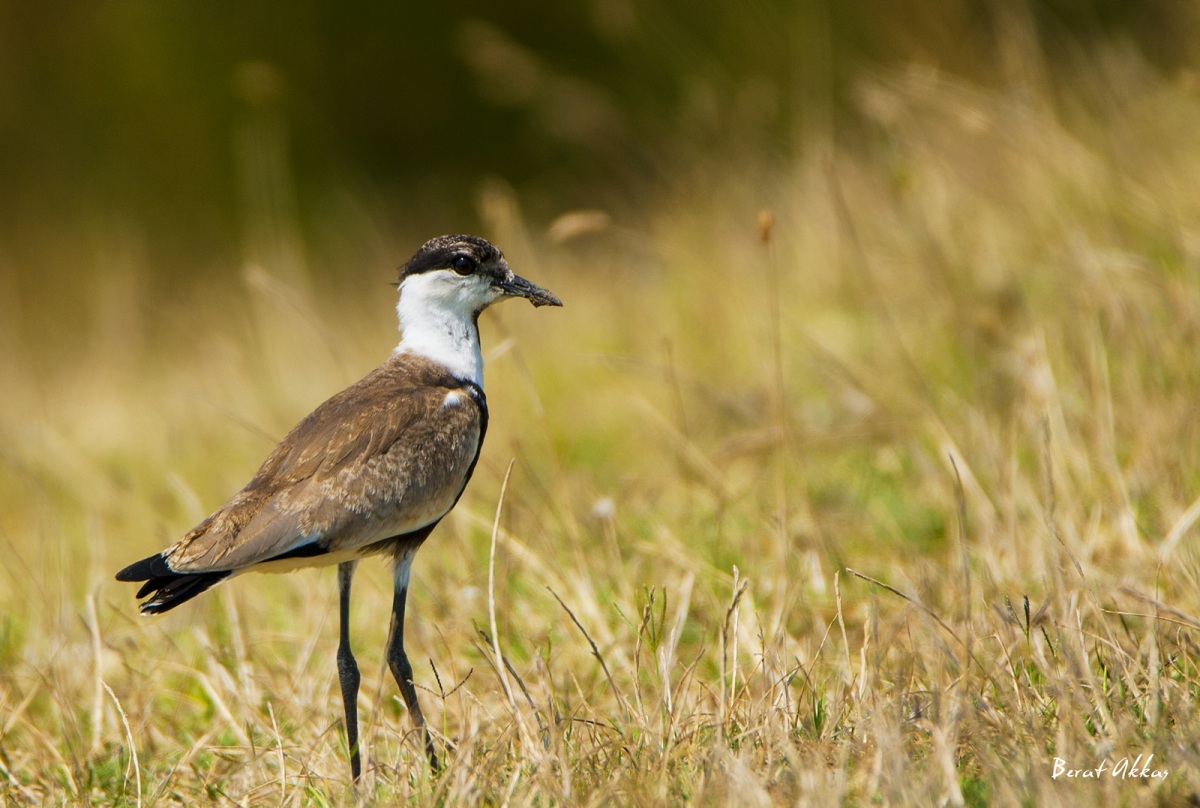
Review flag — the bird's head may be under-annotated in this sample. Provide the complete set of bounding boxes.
[397,235,562,320]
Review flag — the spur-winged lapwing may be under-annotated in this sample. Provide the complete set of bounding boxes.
[116,235,561,779]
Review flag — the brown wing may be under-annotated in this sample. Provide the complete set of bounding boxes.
[164,357,484,572]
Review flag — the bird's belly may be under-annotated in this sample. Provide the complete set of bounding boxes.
[240,547,367,575]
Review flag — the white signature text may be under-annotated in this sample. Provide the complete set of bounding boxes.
[1052,754,1168,781]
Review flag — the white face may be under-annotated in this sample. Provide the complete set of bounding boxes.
[392,236,559,385]
[398,268,505,321]
[394,267,506,386]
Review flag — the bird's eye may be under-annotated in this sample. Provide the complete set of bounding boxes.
[451,255,477,275]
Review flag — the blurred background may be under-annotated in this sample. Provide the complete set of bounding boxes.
[7,1,1200,800]
[4,0,1200,635]
[4,0,1200,653]
[2,0,1196,289]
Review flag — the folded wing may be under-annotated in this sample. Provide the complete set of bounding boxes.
[160,358,486,574]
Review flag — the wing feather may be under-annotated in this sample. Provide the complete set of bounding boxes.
[164,356,484,572]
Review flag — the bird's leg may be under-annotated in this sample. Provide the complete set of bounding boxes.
[336,561,362,781]
[387,550,440,771]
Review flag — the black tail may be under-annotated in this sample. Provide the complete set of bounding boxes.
[115,553,231,614]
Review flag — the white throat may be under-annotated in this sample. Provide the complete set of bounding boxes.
[393,274,486,386]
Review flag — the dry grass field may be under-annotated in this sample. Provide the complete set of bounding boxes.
[5,45,1200,806]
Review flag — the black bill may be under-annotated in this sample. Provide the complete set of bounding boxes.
[498,274,563,307]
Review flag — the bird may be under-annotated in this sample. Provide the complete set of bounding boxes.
[115,234,561,779]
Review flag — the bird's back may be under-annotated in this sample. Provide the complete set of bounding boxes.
[144,352,488,576]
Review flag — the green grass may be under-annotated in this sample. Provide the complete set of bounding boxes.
[5,45,1200,805]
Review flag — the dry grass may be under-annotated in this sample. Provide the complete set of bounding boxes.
[6,47,1200,806]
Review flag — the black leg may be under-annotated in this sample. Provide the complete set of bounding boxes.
[387,552,439,771]
[336,561,362,781]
